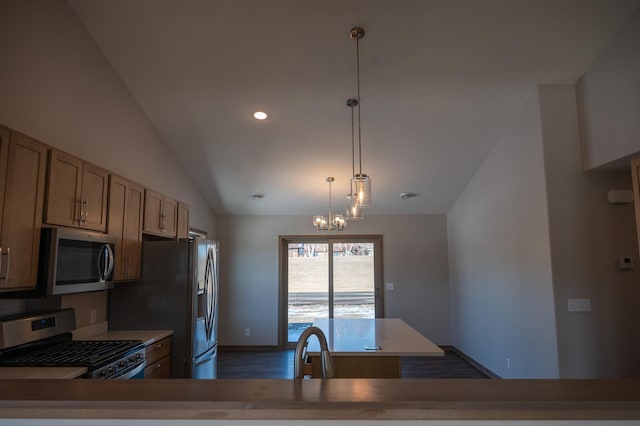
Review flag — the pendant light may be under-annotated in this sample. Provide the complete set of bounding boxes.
[349,26,371,208]
[346,97,364,220]
[313,177,346,231]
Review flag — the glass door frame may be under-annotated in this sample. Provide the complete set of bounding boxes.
[278,234,384,348]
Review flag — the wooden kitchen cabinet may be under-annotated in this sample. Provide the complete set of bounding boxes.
[45,149,109,232]
[0,126,48,292]
[144,336,172,378]
[177,201,190,240]
[108,175,144,281]
[143,189,177,238]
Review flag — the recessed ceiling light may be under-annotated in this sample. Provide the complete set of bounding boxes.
[253,111,268,120]
[400,192,418,200]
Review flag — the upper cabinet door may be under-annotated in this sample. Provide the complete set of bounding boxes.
[81,162,109,232]
[124,182,144,279]
[162,195,178,238]
[0,128,47,291]
[45,149,82,228]
[177,201,190,240]
[143,189,177,238]
[143,189,164,235]
[108,175,144,281]
[45,149,108,232]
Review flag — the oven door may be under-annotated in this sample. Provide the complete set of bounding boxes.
[105,360,146,380]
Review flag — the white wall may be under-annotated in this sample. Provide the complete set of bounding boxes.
[578,7,640,170]
[447,90,560,379]
[540,85,640,378]
[216,214,450,346]
[0,0,215,235]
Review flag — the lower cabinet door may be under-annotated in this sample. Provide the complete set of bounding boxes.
[144,355,171,378]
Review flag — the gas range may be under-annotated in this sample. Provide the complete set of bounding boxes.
[0,309,145,379]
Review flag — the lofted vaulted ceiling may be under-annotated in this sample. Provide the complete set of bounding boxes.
[68,0,639,216]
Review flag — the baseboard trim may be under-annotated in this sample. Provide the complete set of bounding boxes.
[219,345,280,351]
[441,345,500,379]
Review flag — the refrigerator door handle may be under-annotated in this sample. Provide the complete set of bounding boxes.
[203,246,215,342]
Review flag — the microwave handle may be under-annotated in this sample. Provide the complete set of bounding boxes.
[98,244,114,282]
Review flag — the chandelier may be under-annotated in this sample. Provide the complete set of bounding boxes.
[348,26,372,210]
[313,177,346,231]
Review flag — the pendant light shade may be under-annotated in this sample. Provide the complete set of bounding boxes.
[351,174,371,208]
[345,202,364,221]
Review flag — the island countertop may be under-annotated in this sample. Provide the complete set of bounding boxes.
[306,318,444,357]
[0,379,640,420]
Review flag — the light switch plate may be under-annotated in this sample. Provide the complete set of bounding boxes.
[568,298,591,312]
[385,282,395,290]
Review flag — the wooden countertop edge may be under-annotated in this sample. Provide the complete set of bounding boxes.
[0,379,639,420]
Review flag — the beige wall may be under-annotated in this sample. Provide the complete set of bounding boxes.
[216,214,450,346]
[578,7,640,170]
[0,0,216,320]
[447,89,559,379]
[541,85,640,378]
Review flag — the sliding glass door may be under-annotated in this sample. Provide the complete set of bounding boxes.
[280,236,383,345]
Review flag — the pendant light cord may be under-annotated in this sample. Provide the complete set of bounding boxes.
[356,34,363,176]
[351,105,356,179]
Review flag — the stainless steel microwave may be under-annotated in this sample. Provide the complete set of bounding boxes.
[38,226,115,296]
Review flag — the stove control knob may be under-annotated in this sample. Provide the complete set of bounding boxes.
[128,356,136,363]
[99,369,107,377]
[136,353,143,360]
[108,366,114,375]
[118,361,126,368]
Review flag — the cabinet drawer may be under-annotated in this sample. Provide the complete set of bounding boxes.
[144,355,171,379]
[145,336,171,365]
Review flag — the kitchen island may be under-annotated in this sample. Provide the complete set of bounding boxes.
[305,318,443,378]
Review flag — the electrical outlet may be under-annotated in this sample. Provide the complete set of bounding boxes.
[385,282,395,290]
[244,328,251,337]
[506,358,511,370]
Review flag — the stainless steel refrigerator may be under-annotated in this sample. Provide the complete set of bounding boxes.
[108,238,218,378]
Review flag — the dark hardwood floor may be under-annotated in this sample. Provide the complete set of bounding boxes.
[217,347,492,379]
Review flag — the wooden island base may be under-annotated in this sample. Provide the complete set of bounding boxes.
[310,355,401,378]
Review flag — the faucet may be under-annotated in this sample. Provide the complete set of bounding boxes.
[294,326,335,379]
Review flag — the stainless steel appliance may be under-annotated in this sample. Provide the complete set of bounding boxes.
[0,309,145,379]
[108,238,218,379]
[41,226,115,296]
[0,226,115,298]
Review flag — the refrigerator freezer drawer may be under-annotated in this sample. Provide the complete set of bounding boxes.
[188,345,217,379]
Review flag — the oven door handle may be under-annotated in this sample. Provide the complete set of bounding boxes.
[97,244,114,282]
[112,360,146,379]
